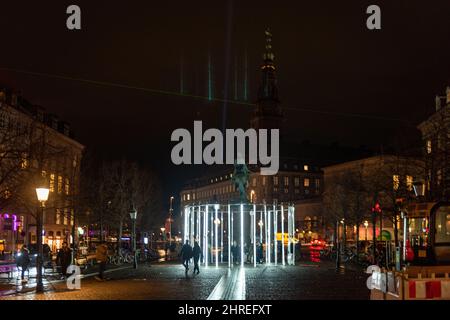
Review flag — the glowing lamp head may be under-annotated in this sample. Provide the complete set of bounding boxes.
[129,207,137,220]
[214,218,221,225]
[214,204,220,211]
[35,187,49,202]
[160,227,166,233]
[364,221,369,228]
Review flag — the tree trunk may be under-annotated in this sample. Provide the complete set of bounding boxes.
[118,219,123,255]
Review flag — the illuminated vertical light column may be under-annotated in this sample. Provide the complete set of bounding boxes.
[268,210,271,264]
[240,204,244,267]
[221,210,224,263]
[231,209,234,264]
[287,206,292,264]
[264,204,268,263]
[214,204,219,267]
[211,212,214,264]
[253,204,256,267]
[189,206,195,246]
[228,204,231,268]
[204,205,209,267]
[292,205,296,265]
[184,207,189,242]
[281,204,285,266]
[259,210,263,247]
[197,205,201,244]
[273,203,277,266]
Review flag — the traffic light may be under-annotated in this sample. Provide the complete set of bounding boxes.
[372,202,382,213]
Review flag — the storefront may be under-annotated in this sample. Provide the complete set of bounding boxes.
[0,213,25,256]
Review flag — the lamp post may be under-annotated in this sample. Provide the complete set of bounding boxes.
[129,207,138,269]
[35,187,49,293]
[364,220,369,241]
[169,196,174,246]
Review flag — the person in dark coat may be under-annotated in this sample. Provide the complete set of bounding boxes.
[192,241,202,275]
[17,245,30,282]
[180,240,193,274]
[231,241,240,265]
[256,242,264,264]
[56,242,72,279]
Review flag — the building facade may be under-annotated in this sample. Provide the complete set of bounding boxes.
[417,86,450,201]
[0,89,84,255]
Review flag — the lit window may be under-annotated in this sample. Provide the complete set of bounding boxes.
[50,174,55,192]
[273,176,279,186]
[73,155,77,168]
[393,175,400,191]
[406,176,413,191]
[304,178,310,187]
[252,178,257,187]
[56,209,61,224]
[65,178,70,195]
[262,177,267,186]
[284,176,289,186]
[21,153,28,169]
[294,177,300,187]
[41,170,47,178]
[426,140,432,154]
[187,194,190,201]
[58,176,63,194]
[63,209,68,225]
[304,165,309,171]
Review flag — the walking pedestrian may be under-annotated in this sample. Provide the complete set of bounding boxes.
[95,241,108,281]
[16,245,30,282]
[192,241,202,275]
[56,242,72,279]
[180,240,193,275]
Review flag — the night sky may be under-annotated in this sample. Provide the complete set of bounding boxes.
[1,0,450,209]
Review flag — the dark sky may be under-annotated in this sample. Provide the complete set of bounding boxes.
[1,0,450,208]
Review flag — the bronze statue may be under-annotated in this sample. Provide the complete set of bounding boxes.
[232,160,250,203]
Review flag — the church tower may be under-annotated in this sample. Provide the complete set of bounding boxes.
[250,28,283,131]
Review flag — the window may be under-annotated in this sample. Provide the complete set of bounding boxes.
[284,176,289,186]
[41,170,47,178]
[393,175,400,191]
[65,178,70,195]
[262,176,267,186]
[252,177,257,187]
[63,210,68,225]
[187,194,190,201]
[56,209,61,225]
[50,174,55,192]
[406,175,413,191]
[284,188,289,194]
[274,187,278,193]
[21,153,28,169]
[273,176,279,186]
[295,189,300,194]
[426,140,432,154]
[294,177,300,187]
[73,155,77,168]
[58,176,63,194]
[315,179,321,193]
[304,178,310,187]
[304,165,309,171]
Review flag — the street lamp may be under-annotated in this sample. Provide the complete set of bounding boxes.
[364,220,369,241]
[35,187,49,293]
[129,207,138,269]
[169,196,174,246]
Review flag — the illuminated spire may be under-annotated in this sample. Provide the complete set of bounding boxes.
[258,28,278,102]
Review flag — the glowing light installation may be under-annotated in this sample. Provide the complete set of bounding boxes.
[182,203,295,268]
[281,204,285,265]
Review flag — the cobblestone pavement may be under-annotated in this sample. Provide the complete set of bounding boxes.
[0,260,370,300]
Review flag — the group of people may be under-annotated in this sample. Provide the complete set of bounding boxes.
[15,241,109,283]
[16,242,72,282]
[180,240,202,276]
